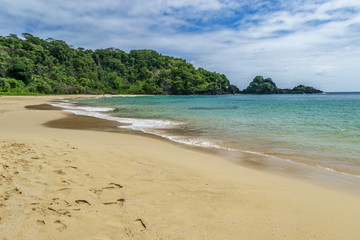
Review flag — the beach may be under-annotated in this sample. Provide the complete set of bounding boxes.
[1,96,360,240]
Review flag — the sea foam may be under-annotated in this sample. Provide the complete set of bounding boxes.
[51,101,115,112]
[53,100,182,133]
[53,100,226,150]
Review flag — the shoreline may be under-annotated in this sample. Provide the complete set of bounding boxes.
[47,96,360,194]
[1,95,360,239]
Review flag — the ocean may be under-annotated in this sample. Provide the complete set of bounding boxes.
[53,93,360,183]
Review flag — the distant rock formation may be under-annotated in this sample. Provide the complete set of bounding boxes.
[242,76,323,94]
[291,85,323,94]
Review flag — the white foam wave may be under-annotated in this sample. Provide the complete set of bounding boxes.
[51,102,115,112]
[53,100,227,150]
[162,135,227,149]
[63,109,181,131]
[61,107,225,150]
[53,100,182,133]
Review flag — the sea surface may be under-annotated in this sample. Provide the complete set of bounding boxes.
[53,93,360,180]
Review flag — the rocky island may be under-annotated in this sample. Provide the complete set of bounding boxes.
[242,76,323,94]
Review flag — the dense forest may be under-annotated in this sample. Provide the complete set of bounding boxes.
[0,33,240,95]
[243,76,323,94]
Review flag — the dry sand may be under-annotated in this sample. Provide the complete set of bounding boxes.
[0,95,360,240]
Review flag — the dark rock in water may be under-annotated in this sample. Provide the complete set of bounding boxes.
[188,106,238,110]
[242,76,323,94]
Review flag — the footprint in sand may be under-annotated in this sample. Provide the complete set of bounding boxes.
[135,219,147,230]
[109,183,123,188]
[75,199,91,206]
[89,183,123,195]
[51,198,72,207]
[54,169,66,175]
[66,166,78,170]
[89,183,125,206]
[124,228,134,237]
[36,219,45,225]
[55,187,71,192]
[61,180,71,185]
[2,194,10,201]
[94,183,123,192]
[47,207,71,217]
[102,198,125,206]
[54,220,67,232]
[31,198,73,217]
[84,174,94,179]
[13,187,22,195]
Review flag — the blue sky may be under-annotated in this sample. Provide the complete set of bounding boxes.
[1,0,360,91]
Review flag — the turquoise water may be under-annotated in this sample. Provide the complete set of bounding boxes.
[60,93,360,176]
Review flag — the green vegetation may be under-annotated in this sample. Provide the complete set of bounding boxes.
[0,33,240,95]
[291,85,323,94]
[243,76,278,94]
[243,76,323,94]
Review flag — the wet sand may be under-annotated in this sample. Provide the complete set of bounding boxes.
[1,95,360,240]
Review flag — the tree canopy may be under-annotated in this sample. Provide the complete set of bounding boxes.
[0,33,240,95]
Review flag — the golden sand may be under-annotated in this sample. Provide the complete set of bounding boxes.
[0,95,360,240]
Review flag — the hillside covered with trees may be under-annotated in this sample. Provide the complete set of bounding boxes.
[0,33,240,95]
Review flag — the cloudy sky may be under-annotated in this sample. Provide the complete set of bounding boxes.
[1,0,360,91]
